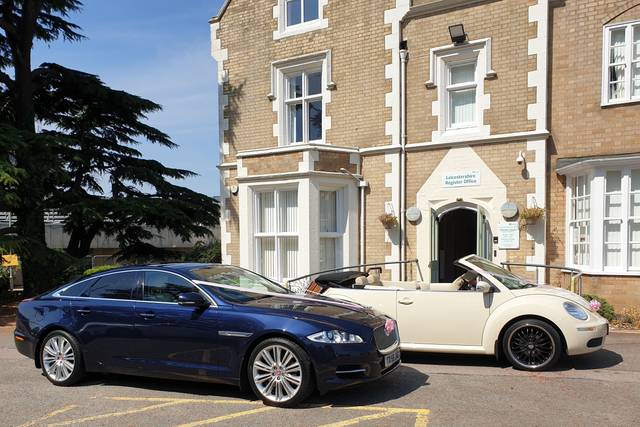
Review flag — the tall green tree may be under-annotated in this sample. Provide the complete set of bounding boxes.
[34,63,219,260]
[1,1,219,293]
[1,0,83,294]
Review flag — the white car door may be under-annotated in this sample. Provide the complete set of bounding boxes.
[396,283,511,346]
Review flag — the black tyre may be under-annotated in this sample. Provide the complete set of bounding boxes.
[502,319,562,371]
[247,338,314,407]
[39,330,84,386]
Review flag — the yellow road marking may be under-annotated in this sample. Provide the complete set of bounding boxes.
[176,406,274,427]
[319,410,399,427]
[108,396,261,405]
[18,405,77,427]
[415,412,429,427]
[47,401,185,426]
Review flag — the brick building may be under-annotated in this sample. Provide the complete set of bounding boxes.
[210,0,640,308]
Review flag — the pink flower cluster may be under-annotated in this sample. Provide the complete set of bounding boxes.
[589,299,602,312]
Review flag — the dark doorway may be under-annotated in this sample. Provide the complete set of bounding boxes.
[438,208,477,282]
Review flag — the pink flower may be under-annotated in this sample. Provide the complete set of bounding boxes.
[589,300,601,312]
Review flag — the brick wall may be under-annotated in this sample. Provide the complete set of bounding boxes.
[362,154,393,279]
[403,0,536,144]
[241,152,303,176]
[547,1,640,307]
[217,0,395,165]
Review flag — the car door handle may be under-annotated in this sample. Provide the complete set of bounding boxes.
[76,308,91,315]
[398,298,414,305]
[139,312,156,319]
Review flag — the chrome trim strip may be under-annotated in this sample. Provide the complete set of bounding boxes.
[52,269,217,308]
[218,331,253,338]
[335,368,366,374]
[378,340,400,355]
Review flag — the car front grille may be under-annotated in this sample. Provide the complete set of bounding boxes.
[373,320,398,351]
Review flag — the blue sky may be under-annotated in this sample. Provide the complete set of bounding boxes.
[33,0,226,197]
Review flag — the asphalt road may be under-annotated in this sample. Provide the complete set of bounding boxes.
[1,327,639,426]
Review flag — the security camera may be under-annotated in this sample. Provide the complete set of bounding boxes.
[516,151,526,166]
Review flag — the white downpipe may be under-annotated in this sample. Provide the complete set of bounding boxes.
[399,47,408,281]
[359,182,366,268]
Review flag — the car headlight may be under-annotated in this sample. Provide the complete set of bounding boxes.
[307,330,364,344]
[563,302,588,321]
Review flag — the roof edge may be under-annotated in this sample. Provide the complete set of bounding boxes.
[209,0,232,23]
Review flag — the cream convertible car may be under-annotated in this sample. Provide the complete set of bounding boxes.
[314,256,609,371]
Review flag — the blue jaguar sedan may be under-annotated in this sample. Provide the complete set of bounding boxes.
[14,264,401,407]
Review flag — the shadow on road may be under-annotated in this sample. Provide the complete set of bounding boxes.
[69,365,428,407]
[401,348,624,372]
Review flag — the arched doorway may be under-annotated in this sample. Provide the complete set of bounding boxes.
[438,208,477,282]
[430,204,493,283]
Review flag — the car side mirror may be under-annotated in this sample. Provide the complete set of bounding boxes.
[178,292,211,308]
[476,281,493,293]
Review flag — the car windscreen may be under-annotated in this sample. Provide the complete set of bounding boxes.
[189,265,290,295]
[463,256,534,290]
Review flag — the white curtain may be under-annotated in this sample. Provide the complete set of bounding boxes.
[280,236,298,279]
[259,238,276,279]
[279,190,298,233]
[259,192,275,233]
[450,89,476,125]
[319,238,336,271]
[319,191,336,232]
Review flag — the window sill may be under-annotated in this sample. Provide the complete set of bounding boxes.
[436,125,490,143]
[274,19,328,40]
[601,98,640,108]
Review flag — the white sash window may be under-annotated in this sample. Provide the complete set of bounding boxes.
[319,190,343,271]
[602,21,640,105]
[255,189,299,280]
[567,167,640,273]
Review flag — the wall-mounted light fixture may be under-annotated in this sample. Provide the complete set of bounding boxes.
[448,24,467,45]
[516,151,526,167]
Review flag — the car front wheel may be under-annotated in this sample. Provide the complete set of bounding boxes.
[502,319,562,371]
[40,330,84,386]
[248,338,313,407]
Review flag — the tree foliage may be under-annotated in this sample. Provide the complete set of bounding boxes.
[1,1,219,294]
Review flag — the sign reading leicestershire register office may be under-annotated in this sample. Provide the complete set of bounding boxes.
[442,171,481,188]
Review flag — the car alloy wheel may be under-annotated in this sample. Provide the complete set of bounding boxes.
[40,331,84,386]
[506,322,559,370]
[43,335,76,382]
[252,344,302,403]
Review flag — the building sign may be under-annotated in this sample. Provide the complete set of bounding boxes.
[442,171,480,188]
[498,222,519,249]
[1,254,19,267]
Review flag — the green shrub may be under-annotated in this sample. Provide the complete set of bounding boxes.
[582,293,616,321]
[83,264,120,276]
[182,241,221,264]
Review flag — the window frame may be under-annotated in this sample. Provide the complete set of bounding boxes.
[253,187,300,281]
[52,269,215,306]
[285,0,319,29]
[602,20,640,106]
[273,54,329,147]
[445,59,479,130]
[275,0,327,40]
[284,68,323,145]
[566,168,640,274]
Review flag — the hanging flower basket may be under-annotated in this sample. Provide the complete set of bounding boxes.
[520,206,545,227]
[379,213,399,229]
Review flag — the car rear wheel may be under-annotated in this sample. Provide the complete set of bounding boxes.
[40,330,84,386]
[502,319,562,371]
[248,338,313,407]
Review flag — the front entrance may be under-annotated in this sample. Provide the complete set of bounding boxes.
[430,205,493,283]
[438,209,476,282]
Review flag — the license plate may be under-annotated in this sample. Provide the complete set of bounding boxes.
[384,350,401,367]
